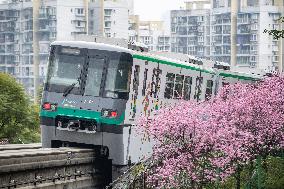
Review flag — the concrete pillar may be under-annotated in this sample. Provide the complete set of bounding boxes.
[241,0,247,8]
[33,0,40,103]
[85,0,89,35]
[100,0,104,37]
[231,0,238,66]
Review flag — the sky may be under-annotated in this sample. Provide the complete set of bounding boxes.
[133,0,185,21]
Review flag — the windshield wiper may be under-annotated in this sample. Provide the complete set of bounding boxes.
[62,78,80,97]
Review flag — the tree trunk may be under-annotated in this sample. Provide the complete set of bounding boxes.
[236,165,241,189]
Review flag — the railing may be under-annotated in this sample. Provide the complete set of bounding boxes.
[112,153,284,189]
[0,138,9,145]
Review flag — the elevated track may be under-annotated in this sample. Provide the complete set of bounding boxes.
[0,144,112,189]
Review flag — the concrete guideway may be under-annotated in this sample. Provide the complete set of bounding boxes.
[0,143,41,151]
[0,144,112,189]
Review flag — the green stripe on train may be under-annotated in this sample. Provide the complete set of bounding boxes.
[133,54,261,81]
[40,107,125,125]
[133,54,214,74]
[219,72,261,81]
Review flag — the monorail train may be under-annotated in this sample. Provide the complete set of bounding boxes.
[40,40,265,166]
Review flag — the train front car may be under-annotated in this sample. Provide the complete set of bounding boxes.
[40,41,133,165]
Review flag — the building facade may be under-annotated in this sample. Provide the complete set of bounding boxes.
[171,6,211,58]
[171,0,284,72]
[0,0,89,97]
[211,0,284,71]
[89,0,131,39]
[128,16,171,52]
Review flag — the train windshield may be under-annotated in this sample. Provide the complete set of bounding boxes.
[45,46,85,94]
[45,45,133,99]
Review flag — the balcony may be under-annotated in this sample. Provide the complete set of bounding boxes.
[73,16,86,22]
[272,56,279,62]
[71,31,87,35]
[0,28,15,34]
[3,40,15,44]
[39,40,50,44]
[23,26,33,32]
[75,12,85,17]
[237,51,250,56]
[39,13,56,21]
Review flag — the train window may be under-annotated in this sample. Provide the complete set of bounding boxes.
[131,65,140,118]
[194,77,203,101]
[174,74,184,99]
[183,76,192,100]
[164,73,175,99]
[151,68,162,98]
[45,46,84,94]
[84,57,105,96]
[142,69,148,96]
[205,80,214,100]
[104,53,133,99]
[133,65,140,93]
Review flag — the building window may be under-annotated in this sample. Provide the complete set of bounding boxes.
[250,34,257,41]
[76,8,84,15]
[105,21,111,27]
[90,9,94,16]
[104,9,112,16]
[250,56,256,62]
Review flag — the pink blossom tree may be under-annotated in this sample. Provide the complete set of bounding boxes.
[139,76,284,188]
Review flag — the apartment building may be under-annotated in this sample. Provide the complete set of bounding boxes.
[0,0,89,97]
[211,0,283,71]
[171,0,211,58]
[171,0,284,72]
[129,15,171,52]
[89,0,131,39]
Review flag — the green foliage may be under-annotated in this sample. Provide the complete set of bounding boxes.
[37,84,44,105]
[0,73,40,144]
[263,156,284,189]
[218,156,284,189]
[263,17,284,40]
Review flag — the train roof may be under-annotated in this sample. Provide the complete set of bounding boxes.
[51,41,132,54]
[51,40,265,81]
[132,52,264,80]
[132,51,215,74]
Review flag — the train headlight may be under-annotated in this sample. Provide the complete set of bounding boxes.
[101,109,117,118]
[57,121,62,127]
[102,110,109,117]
